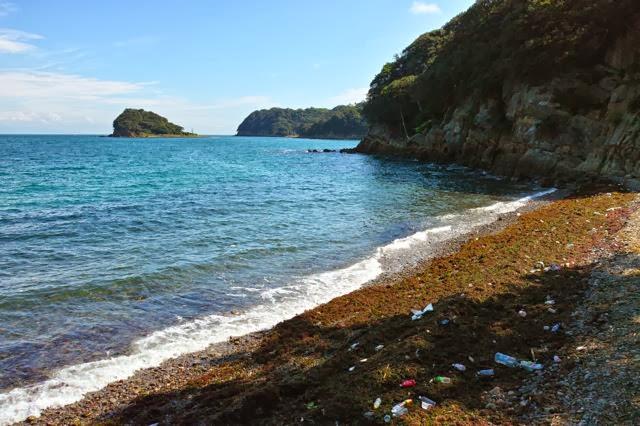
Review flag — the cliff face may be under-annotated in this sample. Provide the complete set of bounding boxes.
[358,2,640,183]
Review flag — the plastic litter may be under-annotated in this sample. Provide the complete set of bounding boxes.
[349,342,359,351]
[519,360,543,372]
[431,375,452,384]
[419,396,436,410]
[373,397,382,409]
[306,401,318,410]
[391,401,409,417]
[551,323,561,333]
[348,366,355,372]
[477,369,495,376]
[518,309,527,317]
[400,378,416,388]
[550,264,562,271]
[494,352,518,367]
[534,261,545,270]
[452,363,466,371]
[363,411,374,419]
[543,325,550,331]
[545,298,556,305]
[360,358,368,363]
[548,307,558,314]
[411,303,434,321]
[383,414,392,423]
[375,344,384,352]
[440,319,450,325]
[553,355,561,363]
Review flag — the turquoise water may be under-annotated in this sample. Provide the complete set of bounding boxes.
[0,135,537,397]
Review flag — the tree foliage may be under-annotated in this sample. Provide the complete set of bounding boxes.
[111,108,195,137]
[363,0,640,137]
[236,104,367,139]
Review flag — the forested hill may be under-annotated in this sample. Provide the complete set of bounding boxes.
[110,109,197,137]
[356,0,640,181]
[236,104,367,139]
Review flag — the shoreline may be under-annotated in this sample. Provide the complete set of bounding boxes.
[11,184,636,425]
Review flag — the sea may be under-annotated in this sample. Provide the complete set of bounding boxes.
[0,135,552,424]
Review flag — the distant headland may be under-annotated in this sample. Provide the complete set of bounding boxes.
[236,103,367,139]
[109,108,198,138]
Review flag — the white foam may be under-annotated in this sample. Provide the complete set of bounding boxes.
[0,187,556,426]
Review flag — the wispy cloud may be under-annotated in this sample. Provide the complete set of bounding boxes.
[409,1,441,15]
[0,1,16,17]
[0,29,43,53]
[0,70,277,133]
[0,70,145,98]
[328,88,368,105]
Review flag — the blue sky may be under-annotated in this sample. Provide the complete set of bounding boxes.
[0,0,474,134]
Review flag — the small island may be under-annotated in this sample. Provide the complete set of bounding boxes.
[110,108,198,138]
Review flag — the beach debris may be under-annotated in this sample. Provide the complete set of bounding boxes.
[566,243,575,249]
[551,323,561,333]
[494,352,518,367]
[548,307,558,314]
[373,397,382,409]
[518,309,527,317]
[306,401,318,410]
[543,325,550,331]
[452,363,466,372]
[576,345,587,351]
[545,296,556,305]
[348,342,359,351]
[468,356,475,363]
[149,424,159,426]
[383,414,392,423]
[550,264,562,271]
[431,375,452,384]
[391,400,410,417]
[440,318,450,325]
[411,303,434,320]
[400,378,417,388]
[553,355,561,363]
[519,360,543,372]
[363,411,374,419]
[360,358,368,363]
[477,369,495,377]
[374,344,384,352]
[534,261,545,270]
[348,366,356,372]
[419,396,437,410]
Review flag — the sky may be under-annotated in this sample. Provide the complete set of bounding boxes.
[0,0,475,134]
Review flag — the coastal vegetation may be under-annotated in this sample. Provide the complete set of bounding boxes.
[110,108,197,138]
[236,104,367,139]
[363,0,637,138]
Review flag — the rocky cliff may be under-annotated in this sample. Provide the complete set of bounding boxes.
[357,1,640,184]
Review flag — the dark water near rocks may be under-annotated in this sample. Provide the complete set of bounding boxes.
[0,135,542,422]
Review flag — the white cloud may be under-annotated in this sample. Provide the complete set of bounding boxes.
[328,87,368,105]
[0,1,16,17]
[0,70,145,98]
[409,1,441,15]
[0,29,43,53]
[0,70,277,134]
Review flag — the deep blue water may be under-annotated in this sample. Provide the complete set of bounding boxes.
[0,135,537,393]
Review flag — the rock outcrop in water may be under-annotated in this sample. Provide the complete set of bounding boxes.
[110,108,197,137]
[358,0,640,183]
